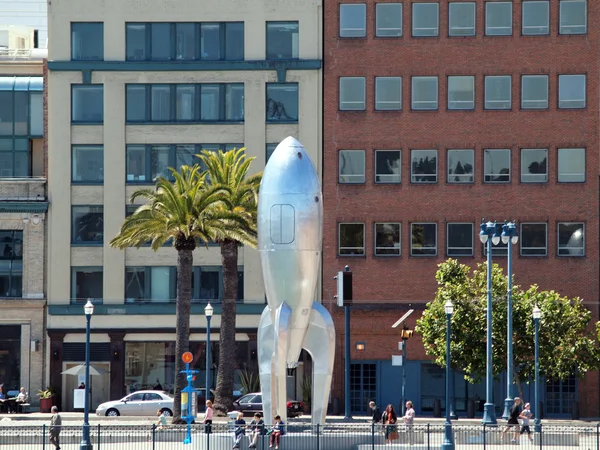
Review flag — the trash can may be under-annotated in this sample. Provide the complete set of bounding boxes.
[467,399,475,418]
[433,399,442,418]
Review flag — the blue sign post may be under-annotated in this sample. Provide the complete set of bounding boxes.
[181,352,199,445]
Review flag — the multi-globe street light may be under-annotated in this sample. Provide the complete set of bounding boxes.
[533,305,542,433]
[80,299,94,450]
[205,302,214,406]
[501,221,519,421]
[441,300,455,450]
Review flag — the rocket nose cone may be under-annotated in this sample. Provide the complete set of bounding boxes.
[279,136,302,148]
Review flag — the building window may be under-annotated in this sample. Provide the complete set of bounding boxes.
[72,206,104,244]
[339,223,365,256]
[411,76,438,110]
[71,22,104,60]
[126,144,240,183]
[484,75,511,110]
[339,150,365,184]
[125,266,176,302]
[522,1,549,35]
[447,223,473,256]
[485,1,512,36]
[266,144,277,162]
[126,83,244,123]
[71,267,103,303]
[376,3,403,37]
[71,85,103,123]
[375,150,401,183]
[267,22,299,60]
[411,149,437,183]
[521,148,547,183]
[412,3,439,37]
[126,22,244,61]
[0,138,29,178]
[520,223,547,256]
[0,231,23,298]
[193,266,223,301]
[558,148,585,182]
[484,149,511,183]
[447,76,475,110]
[521,75,548,109]
[559,0,586,35]
[374,223,401,256]
[340,4,367,37]
[411,223,437,256]
[266,83,298,122]
[72,145,104,183]
[558,74,586,109]
[30,92,43,136]
[375,77,402,111]
[449,2,476,36]
[339,77,366,111]
[557,222,584,256]
[447,149,474,183]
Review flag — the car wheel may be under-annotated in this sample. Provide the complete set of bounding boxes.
[161,408,173,417]
[106,409,120,417]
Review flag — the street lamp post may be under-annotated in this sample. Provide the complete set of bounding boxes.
[441,300,455,450]
[533,305,541,433]
[479,220,499,426]
[205,303,213,405]
[80,299,94,450]
[501,221,519,421]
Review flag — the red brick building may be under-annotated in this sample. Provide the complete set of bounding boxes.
[323,0,599,417]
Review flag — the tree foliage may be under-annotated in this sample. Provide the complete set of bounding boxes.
[415,259,600,397]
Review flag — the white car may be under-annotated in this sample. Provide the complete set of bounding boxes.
[96,390,174,417]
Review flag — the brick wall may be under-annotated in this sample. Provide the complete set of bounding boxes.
[323,0,600,416]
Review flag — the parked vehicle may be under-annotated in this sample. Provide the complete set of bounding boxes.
[233,392,303,418]
[95,390,173,417]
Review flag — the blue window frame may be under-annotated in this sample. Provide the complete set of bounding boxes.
[0,230,23,298]
[266,22,299,60]
[126,143,242,183]
[72,206,104,245]
[71,267,103,303]
[72,145,103,183]
[266,83,299,122]
[126,22,244,61]
[126,83,244,123]
[0,138,29,178]
[71,22,104,61]
[72,85,104,123]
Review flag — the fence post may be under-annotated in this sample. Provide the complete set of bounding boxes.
[151,423,156,450]
[483,423,486,450]
[97,423,101,450]
[371,421,375,450]
[427,423,430,450]
[539,423,542,450]
[42,424,46,450]
[596,423,599,450]
[316,423,320,450]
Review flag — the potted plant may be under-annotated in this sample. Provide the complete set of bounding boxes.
[301,378,311,414]
[37,387,55,413]
[239,369,260,395]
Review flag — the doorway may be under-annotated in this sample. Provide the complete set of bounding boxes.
[62,362,110,412]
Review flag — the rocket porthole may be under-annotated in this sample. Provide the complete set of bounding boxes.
[297,152,303,159]
[315,196,319,203]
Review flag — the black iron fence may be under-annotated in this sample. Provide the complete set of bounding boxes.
[0,423,598,449]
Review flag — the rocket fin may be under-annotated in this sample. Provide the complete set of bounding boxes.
[273,302,292,424]
[257,306,275,426]
[303,301,336,426]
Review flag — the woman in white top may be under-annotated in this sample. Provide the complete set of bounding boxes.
[402,401,416,444]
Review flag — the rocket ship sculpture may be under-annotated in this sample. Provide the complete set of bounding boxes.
[257,136,335,426]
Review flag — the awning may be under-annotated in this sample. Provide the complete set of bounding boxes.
[0,76,43,91]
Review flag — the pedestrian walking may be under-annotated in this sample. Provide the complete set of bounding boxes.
[401,401,416,444]
[381,404,399,444]
[203,400,214,433]
[49,406,62,450]
[502,397,522,444]
[519,402,534,443]
[369,401,382,425]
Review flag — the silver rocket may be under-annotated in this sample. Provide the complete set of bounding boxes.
[257,136,335,426]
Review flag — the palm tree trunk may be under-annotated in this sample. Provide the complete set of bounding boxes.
[214,239,238,415]
[173,246,193,421]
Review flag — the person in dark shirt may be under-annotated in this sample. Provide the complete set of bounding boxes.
[153,379,163,391]
[369,401,382,424]
[502,397,522,443]
[248,413,265,448]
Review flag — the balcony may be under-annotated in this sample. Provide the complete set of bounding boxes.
[0,177,46,201]
[69,297,245,305]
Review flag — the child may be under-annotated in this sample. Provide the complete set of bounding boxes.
[519,403,534,443]
[233,412,246,449]
[203,400,214,433]
[269,415,286,449]
[248,413,265,448]
[156,409,168,430]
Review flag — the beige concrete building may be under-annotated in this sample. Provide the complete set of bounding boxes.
[0,36,47,406]
[47,0,322,410]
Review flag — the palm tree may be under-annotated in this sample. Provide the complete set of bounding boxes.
[197,148,262,414]
[110,165,227,420]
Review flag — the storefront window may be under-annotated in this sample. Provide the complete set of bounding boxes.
[0,325,21,389]
[125,342,175,393]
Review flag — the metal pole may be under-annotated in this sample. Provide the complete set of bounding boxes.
[344,304,352,419]
[534,316,540,433]
[80,313,92,450]
[206,315,211,404]
[441,311,455,449]
[482,238,497,425]
[449,367,457,421]
[502,237,514,420]
[401,337,407,415]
